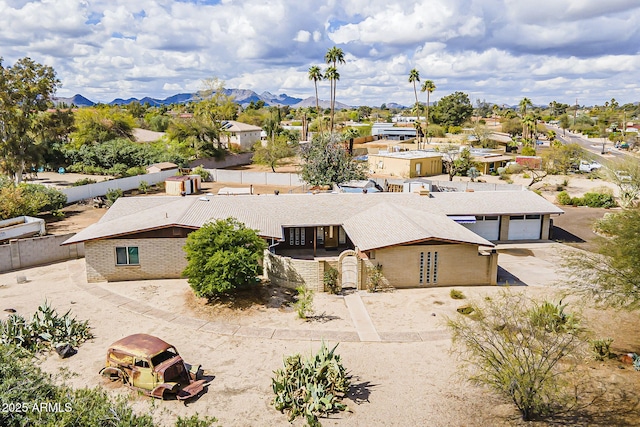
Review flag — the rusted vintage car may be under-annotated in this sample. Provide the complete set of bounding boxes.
[99,333,206,400]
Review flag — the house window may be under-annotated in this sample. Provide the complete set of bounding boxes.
[484,216,499,221]
[289,228,306,246]
[419,252,424,284]
[338,227,346,245]
[317,227,324,245]
[116,246,139,265]
[426,252,431,284]
[433,252,439,283]
[369,250,375,260]
[525,214,541,220]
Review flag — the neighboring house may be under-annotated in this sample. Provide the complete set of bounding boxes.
[473,154,513,174]
[146,162,178,174]
[63,191,562,291]
[221,120,262,150]
[368,150,443,178]
[371,123,417,140]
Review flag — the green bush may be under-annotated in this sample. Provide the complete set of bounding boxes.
[521,146,536,156]
[183,218,266,298]
[450,289,466,299]
[590,338,614,361]
[272,342,350,425]
[138,181,149,194]
[447,125,462,134]
[367,264,388,292]
[72,178,97,187]
[556,191,572,205]
[570,192,617,208]
[192,165,212,182]
[106,188,123,205]
[18,183,67,214]
[294,285,315,319]
[175,414,219,427]
[323,267,340,294]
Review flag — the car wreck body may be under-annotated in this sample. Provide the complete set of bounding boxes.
[99,333,206,400]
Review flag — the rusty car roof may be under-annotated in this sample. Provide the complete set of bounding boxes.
[108,333,175,358]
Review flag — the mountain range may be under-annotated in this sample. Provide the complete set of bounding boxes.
[53,89,364,109]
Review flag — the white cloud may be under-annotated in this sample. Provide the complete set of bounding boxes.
[0,0,639,106]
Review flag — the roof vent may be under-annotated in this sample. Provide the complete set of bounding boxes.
[416,188,430,196]
[198,196,209,201]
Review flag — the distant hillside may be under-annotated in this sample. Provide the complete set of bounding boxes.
[52,94,95,107]
[53,89,360,109]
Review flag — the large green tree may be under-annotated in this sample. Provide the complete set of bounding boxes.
[563,208,640,309]
[252,135,295,172]
[183,218,267,298]
[432,91,473,128]
[300,133,365,186]
[69,106,135,147]
[0,57,60,183]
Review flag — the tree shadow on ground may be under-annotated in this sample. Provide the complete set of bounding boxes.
[188,283,297,311]
[306,311,341,323]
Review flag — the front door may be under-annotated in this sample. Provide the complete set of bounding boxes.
[324,225,338,249]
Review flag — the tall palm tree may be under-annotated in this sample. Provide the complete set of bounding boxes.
[519,97,533,141]
[324,46,345,133]
[421,79,436,143]
[323,66,340,132]
[308,65,323,134]
[408,68,421,145]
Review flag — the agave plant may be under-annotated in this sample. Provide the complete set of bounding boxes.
[0,301,93,353]
[272,342,350,426]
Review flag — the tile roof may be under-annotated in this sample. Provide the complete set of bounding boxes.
[63,191,562,248]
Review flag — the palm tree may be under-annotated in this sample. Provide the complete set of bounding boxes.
[408,68,420,146]
[308,65,323,134]
[519,97,533,141]
[421,79,436,142]
[324,46,345,133]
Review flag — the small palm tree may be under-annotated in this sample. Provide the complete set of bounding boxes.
[325,46,345,133]
[408,68,421,145]
[421,79,436,142]
[519,98,533,140]
[308,65,323,134]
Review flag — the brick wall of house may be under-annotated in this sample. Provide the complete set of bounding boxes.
[85,238,187,282]
[263,251,323,291]
[373,244,495,287]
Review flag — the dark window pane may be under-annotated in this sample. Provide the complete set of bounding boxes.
[128,247,139,264]
[116,247,128,265]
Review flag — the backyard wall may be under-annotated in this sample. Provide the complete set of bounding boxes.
[208,169,306,187]
[61,170,178,203]
[0,233,84,272]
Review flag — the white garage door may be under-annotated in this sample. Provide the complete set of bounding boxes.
[507,215,542,240]
[464,215,500,241]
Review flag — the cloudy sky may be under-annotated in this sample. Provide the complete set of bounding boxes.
[1,0,640,107]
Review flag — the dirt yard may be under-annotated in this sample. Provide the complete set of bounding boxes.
[1,254,639,426]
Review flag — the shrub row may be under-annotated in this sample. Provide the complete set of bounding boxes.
[556,190,617,208]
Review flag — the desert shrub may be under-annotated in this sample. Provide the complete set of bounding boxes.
[175,414,219,427]
[447,292,585,421]
[456,304,474,315]
[17,183,67,214]
[72,178,97,187]
[521,146,536,156]
[505,163,523,174]
[367,263,389,292]
[192,165,212,182]
[426,124,446,138]
[556,191,572,205]
[590,338,614,361]
[447,125,462,134]
[450,289,466,299]
[294,285,315,319]
[571,192,617,208]
[106,188,123,205]
[138,180,149,194]
[0,301,93,353]
[272,342,350,426]
[323,267,341,294]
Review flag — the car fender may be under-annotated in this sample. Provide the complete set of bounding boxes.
[100,366,129,384]
[151,382,180,399]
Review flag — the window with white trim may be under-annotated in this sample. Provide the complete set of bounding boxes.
[338,227,346,244]
[116,246,139,265]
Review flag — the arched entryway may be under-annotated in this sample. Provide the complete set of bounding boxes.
[338,250,359,289]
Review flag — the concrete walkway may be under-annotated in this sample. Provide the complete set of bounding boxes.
[344,293,381,342]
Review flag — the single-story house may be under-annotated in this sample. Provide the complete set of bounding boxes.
[63,191,562,291]
[221,120,262,150]
[146,162,178,174]
[473,154,513,174]
[368,150,443,178]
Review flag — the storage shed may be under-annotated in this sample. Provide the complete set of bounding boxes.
[165,175,201,195]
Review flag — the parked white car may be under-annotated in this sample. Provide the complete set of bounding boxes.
[579,160,602,173]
